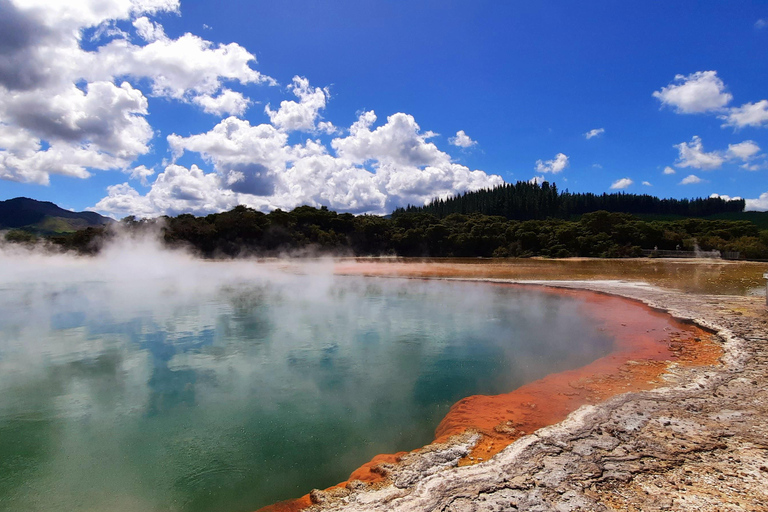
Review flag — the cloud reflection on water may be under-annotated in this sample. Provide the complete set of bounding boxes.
[0,238,615,511]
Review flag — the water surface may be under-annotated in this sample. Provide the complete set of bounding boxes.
[338,257,768,296]
[0,262,617,511]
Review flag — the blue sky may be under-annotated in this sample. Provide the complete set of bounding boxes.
[1,0,767,215]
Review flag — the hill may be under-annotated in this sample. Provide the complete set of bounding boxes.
[394,181,747,220]
[632,211,768,230]
[0,197,113,234]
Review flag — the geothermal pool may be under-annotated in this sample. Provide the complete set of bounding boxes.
[0,260,622,512]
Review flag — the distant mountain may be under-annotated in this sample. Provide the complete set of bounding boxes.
[0,197,113,234]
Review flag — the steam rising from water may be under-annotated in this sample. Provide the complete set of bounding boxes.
[0,235,616,511]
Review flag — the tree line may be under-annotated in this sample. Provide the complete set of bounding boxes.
[394,181,746,220]
[11,204,766,260]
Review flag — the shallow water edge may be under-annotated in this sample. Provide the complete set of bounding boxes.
[261,276,768,511]
[257,274,724,512]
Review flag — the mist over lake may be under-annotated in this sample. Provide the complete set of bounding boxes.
[0,240,619,511]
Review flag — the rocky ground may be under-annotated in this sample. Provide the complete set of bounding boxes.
[303,280,768,512]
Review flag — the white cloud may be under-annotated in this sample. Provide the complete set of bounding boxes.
[674,137,766,172]
[679,174,703,185]
[449,130,477,148]
[529,176,546,185]
[710,193,742,201]
[740,162,768,172]
[610,178,633,190]
[90,22,130,42]
[94,164,238,217]
[265,76,331,133]
[0,80,152,182]
[2,0,503,217]
[534,153,569,174]
[0,137,126,184]
[99,111,503,216]
[756,19,768,29]
[584,128,605,139]
[91,33,272,100]
[127,165,155,186]
[316,121,338,135]
[674,136,726,170]
[663,166,676,175]
[132,16,166,42]
[727,140,761,161]
[721,100,768,129]
[653,71,768,129]
[745,192,768,211]
[592,163,603,169]
[332,112,444,167]
[642,181,652,186]
[168,116,289,196]
[0,0,274,185]
[2,81,151,156]
[192,89,251,116]
[653,71,732,114]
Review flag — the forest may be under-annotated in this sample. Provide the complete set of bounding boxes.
[13,203,767,260]
[394,181,746,220]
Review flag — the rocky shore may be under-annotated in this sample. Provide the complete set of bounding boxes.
[295,279,768,512]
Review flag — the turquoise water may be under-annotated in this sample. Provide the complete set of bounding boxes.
[0,263,615,512]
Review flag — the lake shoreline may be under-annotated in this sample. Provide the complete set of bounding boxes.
[260,273,768,512]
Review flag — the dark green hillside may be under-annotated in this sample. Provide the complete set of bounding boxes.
[394,181,747,221]
[631,212,768,230]
[0,197,112,234]
[5,195,767,260]
[39,205,768,261]
[704,212,768,230]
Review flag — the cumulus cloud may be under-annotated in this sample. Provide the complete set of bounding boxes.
[711,192,767,212]
[653,71,732,114]
[127,165,155,186]
[0,0,179,92]
[710,193,742,202]
[0,0,276,184]
[2,0,502,216]
[642,181,652,186]
[679,174,703,185]
[91,33,272,100]
[610,178,633,190]
[132,16,166,42]
[168,116,289,196]
[0,79,153,183]
[756,19,768,29]
[94,164,238,217]
[332,112,444,167]
[192,88,251,116]
[745,192,768,211]
[673,137,765,172]
[100,110,503,216]
[449,130,477,148]
[721,100,768,129]
[534,153,569,174]
[584,128,604,139]
[3,81,151,156]
[727,140,761,161]
[674,136,726,170]
[663,166,676,175]
[265,76,332,133]
[654,71,768,130]
[0,137,127,184]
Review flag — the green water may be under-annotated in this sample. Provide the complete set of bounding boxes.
[0,268,615,511]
